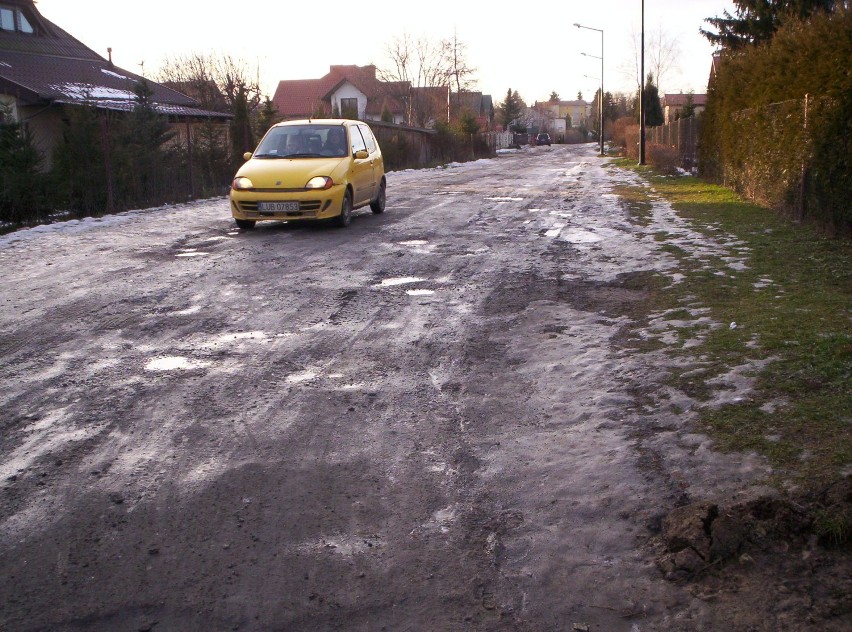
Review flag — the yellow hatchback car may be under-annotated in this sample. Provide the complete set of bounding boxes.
[229,119,386,229]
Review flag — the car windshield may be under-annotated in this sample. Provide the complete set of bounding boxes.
[253,125,350,159]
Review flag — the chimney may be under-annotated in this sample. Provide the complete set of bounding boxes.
[107,47,113,66]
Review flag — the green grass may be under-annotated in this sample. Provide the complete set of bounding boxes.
[612,162,852,491]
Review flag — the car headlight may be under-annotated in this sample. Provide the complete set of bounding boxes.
[232,176,254,190]
[305,176,333,190]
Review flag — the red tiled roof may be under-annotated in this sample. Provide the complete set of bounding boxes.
[272,64,409,119]
[663,93,708,107]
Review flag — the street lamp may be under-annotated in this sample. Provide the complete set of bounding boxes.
[575,22,604,156]
[640,0,646,165]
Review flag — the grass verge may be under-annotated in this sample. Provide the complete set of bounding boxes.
[611,157,851,493]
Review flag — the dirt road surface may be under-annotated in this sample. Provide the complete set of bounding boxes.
[1,144,845,630]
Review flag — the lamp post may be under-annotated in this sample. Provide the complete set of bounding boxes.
[640,0,646,165]
[574,23,604,156]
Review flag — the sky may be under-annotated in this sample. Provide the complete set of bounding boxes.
[33,0,736,104]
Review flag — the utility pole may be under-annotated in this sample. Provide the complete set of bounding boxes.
[639,0,646,165]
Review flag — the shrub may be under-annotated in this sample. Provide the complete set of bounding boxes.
[647,143,681,175]
[611,116,636,150]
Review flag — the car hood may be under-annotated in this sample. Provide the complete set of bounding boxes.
[235,157,349,188]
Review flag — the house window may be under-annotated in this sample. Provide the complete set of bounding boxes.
[0,6,33,33]
[340,98,358,120]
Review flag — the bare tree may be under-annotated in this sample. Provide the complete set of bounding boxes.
[618,25,682,95]
[157,53,262,111]
[442,30,478,108]
[378,31,477,126]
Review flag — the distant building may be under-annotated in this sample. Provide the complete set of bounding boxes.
[0,0,230,170]
[453,91,495,131]
[531,100,591,137]
[662,93,708,124]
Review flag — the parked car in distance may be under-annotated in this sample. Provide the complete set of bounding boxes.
[229,119,386,229]
[536,132,552,146]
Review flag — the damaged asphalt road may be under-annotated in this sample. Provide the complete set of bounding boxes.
[0,144,844,631]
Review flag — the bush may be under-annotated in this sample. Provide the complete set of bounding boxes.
[647,143,681,175]
[610,117,635,149]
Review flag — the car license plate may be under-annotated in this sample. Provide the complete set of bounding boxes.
[257,201,299,212]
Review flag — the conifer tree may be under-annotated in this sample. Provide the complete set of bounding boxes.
[0,108,44,223]
[499,89,524,130]
[702,0,840,50]
[642,73,664,127]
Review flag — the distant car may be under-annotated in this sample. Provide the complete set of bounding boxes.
[536,132,552,146]
[229,119,386,229]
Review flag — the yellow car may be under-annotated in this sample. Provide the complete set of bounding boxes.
[229,119,386,229]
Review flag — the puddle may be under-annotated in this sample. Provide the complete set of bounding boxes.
[145,356,210,371]
[561,229,602,243]
[545,223,566,238]
[176,252,209,258]
[174,305,202,315]
[485,197,524,202]
[375,277,426,287]
[286,370,317,384]
[406,289,435,296]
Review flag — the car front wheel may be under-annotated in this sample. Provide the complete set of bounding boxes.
[335,190,353,227]
[370,179,386,214]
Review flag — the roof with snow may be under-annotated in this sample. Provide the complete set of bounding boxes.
[0,0,229,119]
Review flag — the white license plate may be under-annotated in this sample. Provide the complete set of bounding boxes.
[258,201,299,212]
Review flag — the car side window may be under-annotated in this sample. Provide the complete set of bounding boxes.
[349,125,367,154]
[359,124,377,154]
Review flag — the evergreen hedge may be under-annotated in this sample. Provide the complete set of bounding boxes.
[699,7,852,236]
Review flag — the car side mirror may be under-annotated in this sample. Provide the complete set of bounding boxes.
[354,149,369,160]
[243,152,253,161]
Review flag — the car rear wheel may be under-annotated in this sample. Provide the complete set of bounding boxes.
[235,219,256,229]
[335,190,353,227]
[370,179,386,214]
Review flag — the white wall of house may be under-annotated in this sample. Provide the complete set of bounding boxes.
[330,82,367,119]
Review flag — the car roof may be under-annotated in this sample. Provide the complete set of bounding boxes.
[273,118,356,127]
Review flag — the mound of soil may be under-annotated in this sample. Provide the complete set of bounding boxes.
[654,478,852,630]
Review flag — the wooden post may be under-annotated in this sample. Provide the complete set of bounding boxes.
[798,94,809,222]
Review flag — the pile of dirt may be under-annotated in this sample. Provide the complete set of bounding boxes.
[653,477,851,629]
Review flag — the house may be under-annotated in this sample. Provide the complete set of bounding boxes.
[531,100,590,137]
[273,64,494,131]
[273,65,409,125]
[452,91,494,131]
[662,93,708,124]
[0,0,230,170]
